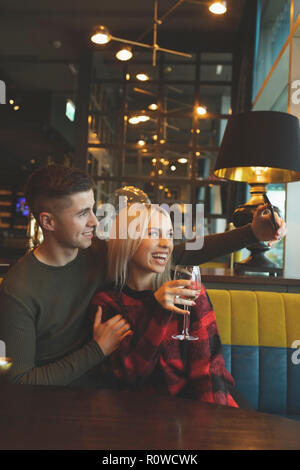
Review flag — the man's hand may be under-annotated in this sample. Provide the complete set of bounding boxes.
[154,279,199,315]
[93,307,132,356]
[251,204,286,245]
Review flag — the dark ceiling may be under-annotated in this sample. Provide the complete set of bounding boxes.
[0,0,247,185]
[0,0,246,91]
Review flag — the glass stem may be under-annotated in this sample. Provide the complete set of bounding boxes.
[183,307,190,338]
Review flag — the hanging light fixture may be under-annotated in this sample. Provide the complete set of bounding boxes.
[91,25,112,44]
[115,46,133,61]
[209,1,227,15]
[90,1,227,66]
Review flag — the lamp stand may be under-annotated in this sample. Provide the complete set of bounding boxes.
[26,213,43,253]
[232,183,283,277]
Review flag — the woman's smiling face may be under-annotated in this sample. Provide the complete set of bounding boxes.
[129,209,174,276]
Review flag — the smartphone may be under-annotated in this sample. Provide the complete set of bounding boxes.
[263,194,279,231]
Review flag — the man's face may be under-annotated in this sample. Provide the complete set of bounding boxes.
[52,189,99,250]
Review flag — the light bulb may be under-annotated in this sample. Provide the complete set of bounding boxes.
[178,158,188,164]
[196,106,207,116]
[138,139,146,146]
[116,47,133,61]
[148,103,158,111]
[136,73,149,81]
[137,115,150,122]
[128,116,140,124]
[209,1,227,15]
[251,166,269,176]
[91,25,111,45]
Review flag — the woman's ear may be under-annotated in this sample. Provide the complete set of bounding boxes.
[39,212,55,231]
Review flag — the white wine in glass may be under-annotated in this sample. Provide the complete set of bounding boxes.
[172,265,201,341]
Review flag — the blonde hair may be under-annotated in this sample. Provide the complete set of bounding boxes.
[107,203,172,290]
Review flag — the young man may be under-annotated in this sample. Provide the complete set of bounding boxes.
[0,165,132,387]
[0,164,285,387]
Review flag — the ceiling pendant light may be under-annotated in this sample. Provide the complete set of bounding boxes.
[196,105,207,116]
[115,46,133,61]
[148,103,158,111]
[128,116,140,125]
[136,73,150,82]
[91,25,111,45]
[209,1,227,15]
[137,114,150,122]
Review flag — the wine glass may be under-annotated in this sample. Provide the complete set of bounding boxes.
[172,265,201,341]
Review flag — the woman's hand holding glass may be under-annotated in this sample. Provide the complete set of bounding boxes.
[172,265,201,341]
[154,279,200,315]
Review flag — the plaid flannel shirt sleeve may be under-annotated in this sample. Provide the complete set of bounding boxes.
[91,291,173,385]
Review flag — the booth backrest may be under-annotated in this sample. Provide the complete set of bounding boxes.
[207,289,300,419]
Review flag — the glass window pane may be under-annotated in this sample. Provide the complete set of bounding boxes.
[198,85,231,114]
[253,0,290,99]
[163,117,192,146]
[200,63,232,82]
[194,118,229,147]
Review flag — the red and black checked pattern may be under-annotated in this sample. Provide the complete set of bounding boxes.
[91,284,238,408]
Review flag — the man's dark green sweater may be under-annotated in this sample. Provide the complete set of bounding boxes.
[0,224,257,386]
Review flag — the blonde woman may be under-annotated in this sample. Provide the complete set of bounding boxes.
[91,204,238,407]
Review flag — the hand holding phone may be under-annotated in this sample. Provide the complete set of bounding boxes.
[263,194,279,231]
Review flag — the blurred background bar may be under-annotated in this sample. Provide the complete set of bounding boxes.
[0,0,299,278]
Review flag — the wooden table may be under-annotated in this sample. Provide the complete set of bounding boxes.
[1,383,300,450]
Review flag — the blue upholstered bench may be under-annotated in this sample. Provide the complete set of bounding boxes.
[207,289,300,420]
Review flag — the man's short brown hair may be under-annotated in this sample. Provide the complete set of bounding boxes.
[24,164,94,222]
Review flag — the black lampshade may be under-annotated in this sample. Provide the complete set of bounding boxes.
[214,111,300,183]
